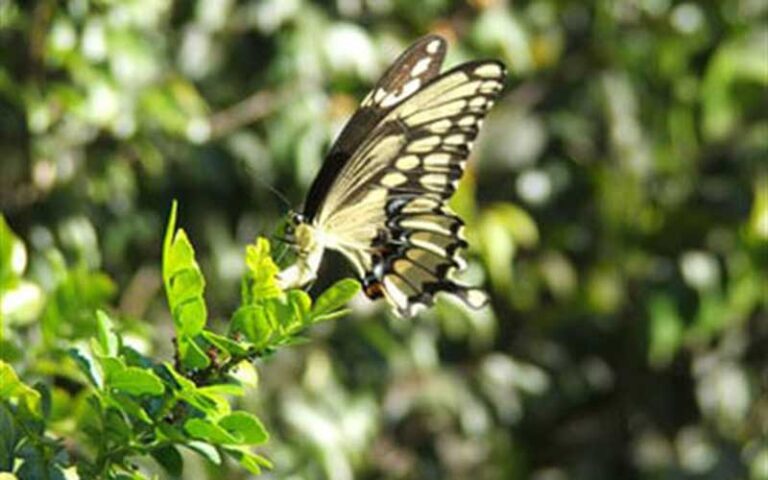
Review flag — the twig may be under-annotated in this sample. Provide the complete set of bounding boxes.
[207,89,284,140]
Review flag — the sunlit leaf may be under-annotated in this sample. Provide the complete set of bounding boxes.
[0,361,40,416]
[219,411,269,445]
[109,367,164,396]
[310,278,360,323]
[95,310,119,357]
[245,237,282,301]
[184,418,238,445]
[223,446,273,474]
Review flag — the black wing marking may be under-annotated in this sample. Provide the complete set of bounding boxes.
[302,35,447,221]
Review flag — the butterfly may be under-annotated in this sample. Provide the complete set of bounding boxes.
[278,34,506,317]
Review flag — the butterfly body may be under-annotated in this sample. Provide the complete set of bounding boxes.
[278,35,506,317]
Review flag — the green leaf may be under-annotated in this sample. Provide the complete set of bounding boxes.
[184,441,222,465]
[100,356,127,380]
[162,200,179,288]
[68,347,102,388]
[169,264,205,308]
[288,290,312,325]
[178,335,211,370]
[109,367,165,396]
[162,362,196,392]
[163,363,224,416]
[245,238,282,301]
[0,403,16,471]
[104,407,132,444]
[202,331,252,357]
[310,278,360,323]
[95,310,119,357]
[184,418,239,444]
[264,297,299,335]
[107,393,153,424]
[176,298,207,337]
[198,383,244,397]
[0,361,41,416]
[219,411,269,445]
[161,201,210,367]
[223,446,273,474]
[151,445,183,477]
[231,305,274,348]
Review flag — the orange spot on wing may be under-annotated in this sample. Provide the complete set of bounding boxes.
[364,281,384,300]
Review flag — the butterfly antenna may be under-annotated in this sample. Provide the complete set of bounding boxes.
[251,174,293,214]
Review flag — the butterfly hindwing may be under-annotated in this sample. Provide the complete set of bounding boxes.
[365,198,489,317]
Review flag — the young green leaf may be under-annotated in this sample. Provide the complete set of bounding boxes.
[176,297,207,337]
[223,447,273,474]
[219,411,269,445]
[177,335,211,370]
[288,290,312,325]
[162,202,209,368]
[162,200,179,286]
[184,418,239,444]
[109,367,165,396]
[202,331,252,357]
[310,278,361,323]
[68,347,102,388]
[198,383,244,398]
[0,361,41,416]
[96,310,119,357]
[183,441,222,465]
[106,393,153,424]
[230,305,275,348]
[244,238,282,301]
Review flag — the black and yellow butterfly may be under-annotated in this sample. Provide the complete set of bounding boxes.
[279,34,506,317]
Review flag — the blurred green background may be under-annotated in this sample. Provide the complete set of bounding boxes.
[1,0,766,478]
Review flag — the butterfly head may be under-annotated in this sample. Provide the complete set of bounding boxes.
[276,211,325,290]
[284,210,317,256]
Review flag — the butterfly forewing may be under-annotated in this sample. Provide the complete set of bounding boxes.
[303,35,447,220]
[304,36,506,317]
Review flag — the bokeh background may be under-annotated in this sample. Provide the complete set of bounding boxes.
[1,0,767,478]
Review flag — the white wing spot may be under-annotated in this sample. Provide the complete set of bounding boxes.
[458,115,476,127]
[411,57,432,77]
[395,155,420,170]
[444,134,466,145]
[406,99,467,125]
[480,80,501,94]
[454,255,468,271]
[408,135,442,153]
[380,79,421,108]
[424,153,452,167]
[381,172,408,187]
[421,173,449,190]
[428,118,453,133]
[383,276,408,310]
[469,97,487,109]
[373,88,387,103]
[426,39,441,54]
[403,197,441,213]
[474,63,503,78]
[466,289,488,308]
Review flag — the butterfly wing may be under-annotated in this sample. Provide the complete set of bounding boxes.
[312,55,506,316]
[303,35,447,221]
